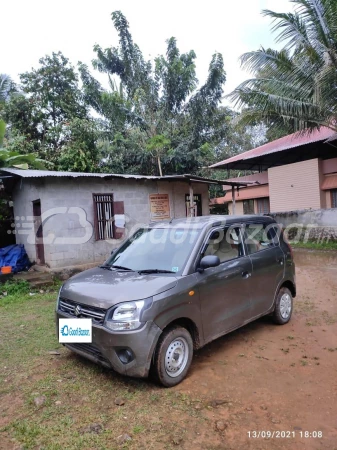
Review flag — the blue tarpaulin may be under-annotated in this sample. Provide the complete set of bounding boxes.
[0,244,31,273]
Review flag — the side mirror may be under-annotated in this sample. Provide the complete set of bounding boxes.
[198,255,220,272]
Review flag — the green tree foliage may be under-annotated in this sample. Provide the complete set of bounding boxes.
[0,75,47,169]
[229,0,337,134]
[81,11,235,175]
[0,149,46,169]
[4,52,90,166]
[2,12,260,177]
[57,118,99,172]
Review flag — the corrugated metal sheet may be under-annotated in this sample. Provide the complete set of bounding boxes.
[321,174,337,190]
[0,169,256,187]
[222,171,269,191]
[210,127,336,169]
[0,168,168,180]
[210,185,270,204]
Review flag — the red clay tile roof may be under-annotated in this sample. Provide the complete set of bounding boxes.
[210,127,336,169]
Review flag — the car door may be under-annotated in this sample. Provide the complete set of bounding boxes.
[243,221,285,318]
[195,225,253,344]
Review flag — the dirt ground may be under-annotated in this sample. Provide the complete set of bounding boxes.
[1,249,337,449]
[177,249,337,449]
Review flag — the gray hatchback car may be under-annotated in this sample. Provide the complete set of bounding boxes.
[56,215,296,386]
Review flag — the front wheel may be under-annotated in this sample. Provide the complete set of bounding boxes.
[273,287,293,325]
[152,326,193,387]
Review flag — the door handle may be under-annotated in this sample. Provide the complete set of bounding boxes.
[241,271,251,279]
[276,257,284,265]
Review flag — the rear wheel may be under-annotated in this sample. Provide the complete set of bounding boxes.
[152,326,193,387]
[273,287,293,324]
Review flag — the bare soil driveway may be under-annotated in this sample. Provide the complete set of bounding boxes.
[1,249,337,449]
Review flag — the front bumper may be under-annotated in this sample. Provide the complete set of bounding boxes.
[56,312,162,378]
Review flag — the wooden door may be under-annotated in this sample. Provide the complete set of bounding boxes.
[33,200,45,265]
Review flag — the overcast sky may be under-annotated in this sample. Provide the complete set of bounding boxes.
[2,0,292,100]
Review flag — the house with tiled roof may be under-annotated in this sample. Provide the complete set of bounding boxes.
[210,127,337,215]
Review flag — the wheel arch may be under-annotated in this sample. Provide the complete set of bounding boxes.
[161,317,201,350]
[280,280,296,298]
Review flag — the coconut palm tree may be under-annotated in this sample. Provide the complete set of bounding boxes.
[229,0,337,133]
[0,74,15,104]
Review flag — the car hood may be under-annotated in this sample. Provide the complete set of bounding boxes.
[60,267,178,309]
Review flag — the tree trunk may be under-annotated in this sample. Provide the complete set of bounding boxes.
[157,154,163,177]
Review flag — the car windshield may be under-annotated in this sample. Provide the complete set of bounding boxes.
[104,227,201,274]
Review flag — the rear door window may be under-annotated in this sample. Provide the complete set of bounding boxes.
[244,223,278,255]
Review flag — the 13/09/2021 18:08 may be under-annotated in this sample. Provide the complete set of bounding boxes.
[247,431,323,439]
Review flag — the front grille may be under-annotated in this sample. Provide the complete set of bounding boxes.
[66,343,111,367]
[59,297,106,325]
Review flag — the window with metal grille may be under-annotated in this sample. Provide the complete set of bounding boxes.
[257,197,270,214]
[185,194,202,216]
[332,189,337,208]
[93,194,114,240]
[243,199,255,214]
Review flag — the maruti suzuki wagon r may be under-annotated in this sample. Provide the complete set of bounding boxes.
[56,215,296,387]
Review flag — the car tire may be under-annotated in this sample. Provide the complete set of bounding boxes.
[273,287,293,325]
[152,326,193,387]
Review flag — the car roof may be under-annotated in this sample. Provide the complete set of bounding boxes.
[149,215,275,229]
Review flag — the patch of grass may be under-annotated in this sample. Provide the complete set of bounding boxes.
[300,360,308,366]
[0,289,212,450]
[0,279,30,296]
[133,425,145,434]
[290,241,337,251]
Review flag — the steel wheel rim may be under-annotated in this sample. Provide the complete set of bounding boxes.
[280,293,292,319]
[165,337,189,378]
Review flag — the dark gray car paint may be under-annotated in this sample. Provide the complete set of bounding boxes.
[197,256,253,342]
[61,267,178,308]
[56,215,296,379]
[247,246,285,318]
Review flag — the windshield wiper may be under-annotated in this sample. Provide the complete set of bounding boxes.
[110,264,134,271]
[99,264,112,270]
[138,269,175,274]
[99,264,134,271]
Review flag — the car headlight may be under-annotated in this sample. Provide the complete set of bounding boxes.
[105,297,152,331]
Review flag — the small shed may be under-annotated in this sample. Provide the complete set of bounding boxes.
[0,169,214,269]
[0,169,252,269]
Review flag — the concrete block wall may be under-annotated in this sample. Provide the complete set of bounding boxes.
[12,177,209,269]
[268,208,337,242]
